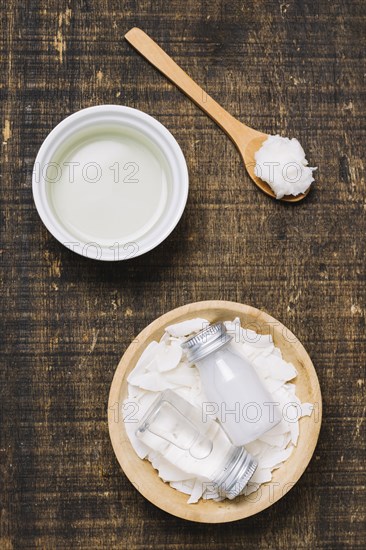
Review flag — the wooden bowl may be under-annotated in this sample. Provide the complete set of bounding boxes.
[108,301,322,523]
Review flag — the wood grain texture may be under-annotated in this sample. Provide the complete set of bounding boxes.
[0,0,365,548]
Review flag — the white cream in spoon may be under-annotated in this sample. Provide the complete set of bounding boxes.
[254,135,316,199]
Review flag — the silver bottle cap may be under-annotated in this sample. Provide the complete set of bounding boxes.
[181,322,232,363]
[216,447,258,500]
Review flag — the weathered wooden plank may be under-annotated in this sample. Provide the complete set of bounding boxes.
[1,0,365,548]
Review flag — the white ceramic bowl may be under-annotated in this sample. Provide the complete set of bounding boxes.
[32,105,189,261]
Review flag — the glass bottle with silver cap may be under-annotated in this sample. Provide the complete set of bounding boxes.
[135,389,257,500]
[181,322,282,446]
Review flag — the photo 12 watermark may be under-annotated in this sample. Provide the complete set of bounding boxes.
[111,399,321,426]
[63,240,140,261]
[33,160,140,185]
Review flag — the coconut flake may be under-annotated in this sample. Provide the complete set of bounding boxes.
[243,481,261,496]
[250,467,273,485]
[127,341,159,383]
[170,479,195,495]
[301,402,314,417]
[123,397,151,459]
[127,383,146,400]
[155,342,183,372]
[164,364,199,388]
[157,457,193,482]
[165,318,209,337]
[259,432,289,448]
[131,371,178,392]
[187,479,205,504]
[260,447,293,469]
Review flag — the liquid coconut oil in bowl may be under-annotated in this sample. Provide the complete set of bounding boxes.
[32,106,189,260]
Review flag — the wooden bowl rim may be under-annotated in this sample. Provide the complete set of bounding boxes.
[108,300,322,523]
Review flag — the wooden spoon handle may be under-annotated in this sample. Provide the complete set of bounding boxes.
[125,27,245,141]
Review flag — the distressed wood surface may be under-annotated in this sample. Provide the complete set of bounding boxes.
[1,0,365,548]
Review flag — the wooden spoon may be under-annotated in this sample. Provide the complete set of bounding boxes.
[125,27,309,203]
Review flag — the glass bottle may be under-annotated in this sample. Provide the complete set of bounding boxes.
[135,389,257,500]
[181,322,281,445]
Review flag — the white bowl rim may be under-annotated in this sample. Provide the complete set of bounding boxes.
[32,105,189,261]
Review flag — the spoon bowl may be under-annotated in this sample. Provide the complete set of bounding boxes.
[125,28,310,203]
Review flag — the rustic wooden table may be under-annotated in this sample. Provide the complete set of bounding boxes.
[1,1,365,548]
